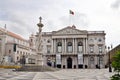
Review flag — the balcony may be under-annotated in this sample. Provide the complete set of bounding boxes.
[88,31,105,34]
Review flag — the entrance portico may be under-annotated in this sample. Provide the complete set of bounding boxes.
[61,55,79,69]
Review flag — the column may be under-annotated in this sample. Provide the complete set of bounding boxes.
[86,38,89,68]
[83,38,86,54]
[73,38,75,54]
[75,38,77,54]
[95,56,97,67]
[54,39,56,54]
[86,38,88,54]
[85,38,86,54]
[53,39,55,53]
[64,38,66,53]
[51,39,53,54]
[62,38,64,54]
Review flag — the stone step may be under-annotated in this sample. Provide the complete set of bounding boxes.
[15,65,58,72]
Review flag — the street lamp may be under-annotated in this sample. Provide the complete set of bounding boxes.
[98,46,102,69]
[108,46,112,72]
[99,53,100,69]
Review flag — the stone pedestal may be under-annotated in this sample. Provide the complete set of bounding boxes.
[36,53,43,66]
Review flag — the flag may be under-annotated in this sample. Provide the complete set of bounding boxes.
[111,44,113,49]
[69,10,74,15]
[4,24,6,29]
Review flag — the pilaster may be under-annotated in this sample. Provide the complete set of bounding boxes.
[64,38,66,53]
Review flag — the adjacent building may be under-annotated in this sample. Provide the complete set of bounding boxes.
[107,44,120,63]
[0,27,34,64]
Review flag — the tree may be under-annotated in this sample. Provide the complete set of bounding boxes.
[111,50,120,80]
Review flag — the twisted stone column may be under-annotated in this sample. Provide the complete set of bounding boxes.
[36,17,44,65]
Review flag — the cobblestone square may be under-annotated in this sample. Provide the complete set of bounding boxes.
[0,68,115,80]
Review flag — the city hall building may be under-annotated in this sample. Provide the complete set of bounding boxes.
[38,25,107,69]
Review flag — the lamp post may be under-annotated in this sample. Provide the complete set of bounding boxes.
[99,52,100,69]
[108,46,112,72]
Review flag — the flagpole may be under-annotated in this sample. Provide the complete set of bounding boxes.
[4,24,6,29]
[69,10,74,26]
[69,14,72,26]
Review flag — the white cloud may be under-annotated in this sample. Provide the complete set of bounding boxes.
[0,0,120,47]
[111,0,120,9]
[59,12,89,29]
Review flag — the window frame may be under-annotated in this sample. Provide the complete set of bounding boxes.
[67,42,73,53]
[98,46,102,53]
[89,45,94,53]
[57,42,62,53]
[77,42,83,53]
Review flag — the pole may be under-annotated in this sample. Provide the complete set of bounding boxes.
[99,53,100,69]
[69,14,72,26]
[108,46,112,72]
[69,10,74,26]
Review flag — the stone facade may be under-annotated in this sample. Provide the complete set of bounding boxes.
[40,26,106,69]
[0,25,107,69]
[0,27,34,64]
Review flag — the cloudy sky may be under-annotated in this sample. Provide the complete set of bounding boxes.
[0,0,120,48]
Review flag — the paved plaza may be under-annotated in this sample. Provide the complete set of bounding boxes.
[0,69,36,80]
[0,68,115,80]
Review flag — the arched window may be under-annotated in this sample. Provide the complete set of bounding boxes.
[89,38,94,42]
[47,46,51,54]
[47,39,50,43]
[90,46,94,53]
[90,57,94,64]
[17,56,19,60]
[57,42,62,53]
[78,42,83,53]
[98,38,102,42]
[67,42,72,53]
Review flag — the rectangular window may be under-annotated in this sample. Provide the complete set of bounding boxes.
[78,54,83,64]
[68,46,72,53]
[17,51,19,54]
[98,46,102,53]
[78,46,83,53]
[13,44,17,52]
[31,39,33,42]
[56,54,61,64]
[58,46,62,53]
[20,51,22,55]
[9,50,11,54]
[47,46,51,54]
[90,46,94,53]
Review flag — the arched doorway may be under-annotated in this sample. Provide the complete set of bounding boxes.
[90,57,94,68]
[67,57,72,68]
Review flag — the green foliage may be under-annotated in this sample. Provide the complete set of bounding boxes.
[112,51,120,73]
[111,50,120,80]
[111,74,120,80]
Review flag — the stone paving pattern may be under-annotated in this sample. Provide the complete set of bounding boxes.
[0,69,36,80]
[0,68,115,80]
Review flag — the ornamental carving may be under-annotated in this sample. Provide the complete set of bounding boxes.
[54,27,87,35]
